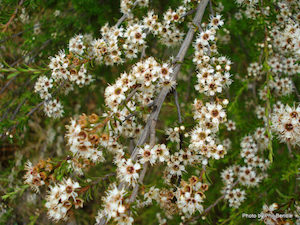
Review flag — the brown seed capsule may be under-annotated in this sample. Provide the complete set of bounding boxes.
[39,172,47,181]
[45,163,53,172]
[72,57,81,66]
[201,183,209,191]
[74,198,84,209]
[78,113,88,128]
[63,200,72,210]
[189,176,198,185]
[88,113,99,124]
[88,134,100,144]
[37,160,46,169]
[101,133,110,142]
[78,130,88,141]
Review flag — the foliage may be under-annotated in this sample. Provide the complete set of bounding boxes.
[0,0,299,224]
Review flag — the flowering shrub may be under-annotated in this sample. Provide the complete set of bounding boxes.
[0,0,299,224]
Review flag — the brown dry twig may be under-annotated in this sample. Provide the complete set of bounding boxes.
[2,0,25,33]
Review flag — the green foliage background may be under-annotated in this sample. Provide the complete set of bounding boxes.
[0,0,299,224]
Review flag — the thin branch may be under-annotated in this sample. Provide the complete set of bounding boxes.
[115,1,139,27]
[10,98,27,120]
[0,39,51,95]
[125,87,139,102]
[0,24,40,44]
[185,180,239,225]
[173,89,182,124]
[2,0,25,33]
[180,9,196,19]
[129,162,148,203]
[0,81,65,139]
[122,112,137,123]
[199,164,206,182]
[129,118,156,203]
[203,180,239,215]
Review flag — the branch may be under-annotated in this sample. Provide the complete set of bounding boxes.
[202,181,239,215]
[0,39,51,95]
[128,118,156,203]
[173,89,182,124]
[185,180,239,224]
[180,9,196,19]
[0,81,65,139]
[2,0,25,33]
[115,1,139,27]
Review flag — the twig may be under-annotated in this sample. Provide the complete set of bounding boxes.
[115,1,139,27]
[0,81,65,139]
[129,139,135,154]
[129,118,156,203]
[2,0,25,33]
[0,39,51,95]
[180,9,196,19]
[125,87,139,102]
[140,29,150,59]
[173,89,182,124]
[199,164,206,182]
[122,112,137,123]
[185,180,239,224]
[204,180,239,215]
[10,98,27,120]
[0,24,40,44]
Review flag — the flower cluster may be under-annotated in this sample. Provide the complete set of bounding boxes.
[176,176,208,215]
[34,0,199,119]
[221,126,271,208]
[138,144,170,165]
[193,15,232,96]
[224,188,246,208]
[44,99,64,118]
[104,57,174,113]
[117,158,141,186]
[140,176,208,217]
[34,76,53,99]
[271,103,300,146]
[258,202,297,225]
[21,0,300,224]
[24,161,46,192]
[45,178,83,222]
[95,183,132,225]
[65,113,105,164]
[189,99,228,160]
[23,159,57,192]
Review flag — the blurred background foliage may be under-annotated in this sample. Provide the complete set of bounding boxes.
[0,0,299,224]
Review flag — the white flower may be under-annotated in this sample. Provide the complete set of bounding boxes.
[118,158,141,186]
